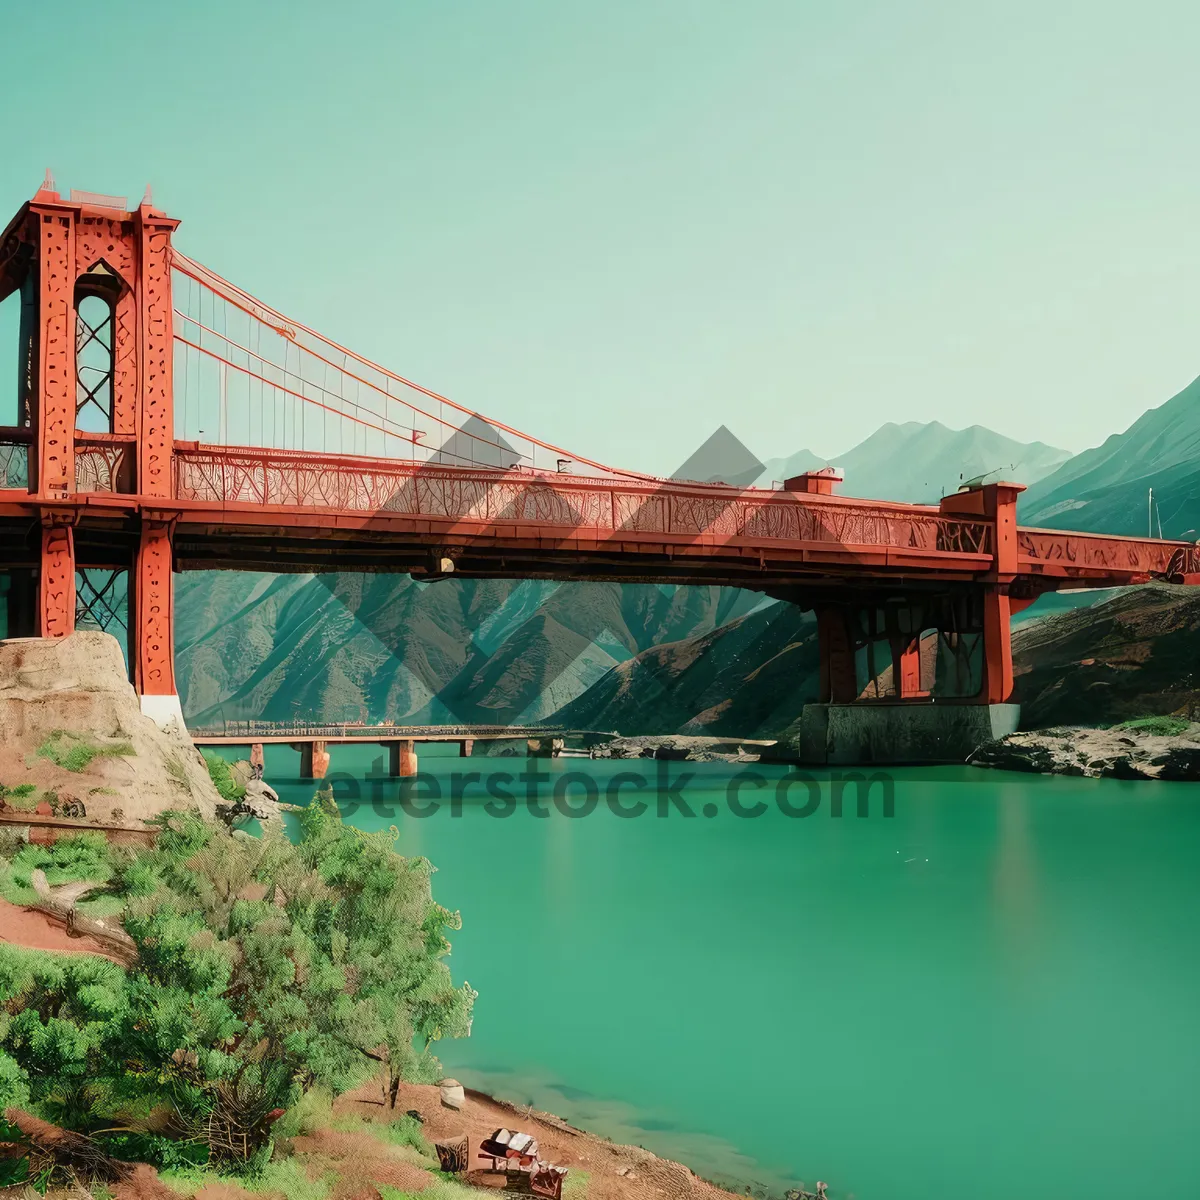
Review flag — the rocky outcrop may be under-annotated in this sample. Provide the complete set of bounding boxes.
[0,633,219,825]
[970,723,1200,780]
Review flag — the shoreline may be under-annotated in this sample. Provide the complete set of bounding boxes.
[970,721,1200,780]
[336,1074,811,1200]
[434,1064,803,1198]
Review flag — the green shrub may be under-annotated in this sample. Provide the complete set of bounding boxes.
[273,1086,335,1139]
[1,803,474,1169]
[100,1131,210,1172]
[0,833,113,905]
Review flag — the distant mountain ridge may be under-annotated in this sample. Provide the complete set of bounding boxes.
[1020,374,1200,538]
[757,420,1070,503]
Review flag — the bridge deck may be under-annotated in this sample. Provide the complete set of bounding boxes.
[188,723,619,744]
[3,448,1193,590]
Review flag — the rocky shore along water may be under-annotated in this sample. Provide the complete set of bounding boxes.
[589,734,768,762]
[970,720,1200,780]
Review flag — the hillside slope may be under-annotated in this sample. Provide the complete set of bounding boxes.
[549,602,817,736]
[1020,374,1200,537]
[1011,585,1200,726]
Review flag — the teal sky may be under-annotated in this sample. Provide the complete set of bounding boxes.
[3,1,1199,474]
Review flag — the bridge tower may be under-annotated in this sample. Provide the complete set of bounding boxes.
[0,175,182,726]
[789,481,1027,763]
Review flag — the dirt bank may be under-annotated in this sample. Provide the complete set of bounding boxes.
[0,896,124,962]
[335,1080,745,1200]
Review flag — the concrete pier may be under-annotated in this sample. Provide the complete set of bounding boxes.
[388,739,419,777]
[296,739,331,779]
[788,703,1020,765]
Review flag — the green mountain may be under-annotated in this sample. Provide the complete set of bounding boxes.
[1019,375,1200,538]
[549,603,818,737]
[758,421,1070,502]
[175,572,769,728]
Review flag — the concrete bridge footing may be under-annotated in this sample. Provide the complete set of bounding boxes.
[788,702,1020,765]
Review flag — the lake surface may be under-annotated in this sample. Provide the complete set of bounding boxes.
[222,744,1200,1200]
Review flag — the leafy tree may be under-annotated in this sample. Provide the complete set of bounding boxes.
[0,799,475,1164]
[294,791,476,1105]
[0,946,126,1127]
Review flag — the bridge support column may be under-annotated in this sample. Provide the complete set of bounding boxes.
[37,522,75,638]
[388,739,418,778]
[896,637,925,700]
[816,607,857,703]
[790,701,1020,765]
[135,521,184,730]
[460,738,474,758]
[982,586,1014,705]
[299,740,330,780]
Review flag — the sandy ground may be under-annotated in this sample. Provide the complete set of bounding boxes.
[0,897,123,962]
[334,1079,741,1200]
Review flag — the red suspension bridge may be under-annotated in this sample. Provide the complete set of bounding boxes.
[1,179,1196,759]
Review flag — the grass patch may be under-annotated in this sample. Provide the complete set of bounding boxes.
[35,729,135,773]
[331,1111,433,1158]
[0,781,39,812]
[380,1181,492,1200]
[203,751,246,803]
[162,1158,335,1199]
[1113,716,1191,737]
[77,892,126,918]
[165,753,190,787]
[0,860,37,906]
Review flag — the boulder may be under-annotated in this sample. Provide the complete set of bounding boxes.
[0,633,220,824]
[439,1079,465,1110]
[240,778,283,824]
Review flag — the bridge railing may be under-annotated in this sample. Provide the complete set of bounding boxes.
[190,719,566,739]
[1018,527,1194,577]
[174,444,994,555]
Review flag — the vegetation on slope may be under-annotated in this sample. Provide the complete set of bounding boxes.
[0,795,475,1183]
[34,730,136,774]
[202,750,246,803]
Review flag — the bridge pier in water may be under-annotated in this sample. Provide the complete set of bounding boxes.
[295,740,331,780]
[792,482,1027,764]
[388,740,419,778]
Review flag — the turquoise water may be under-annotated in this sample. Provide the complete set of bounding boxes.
[221,744,1200,1199]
